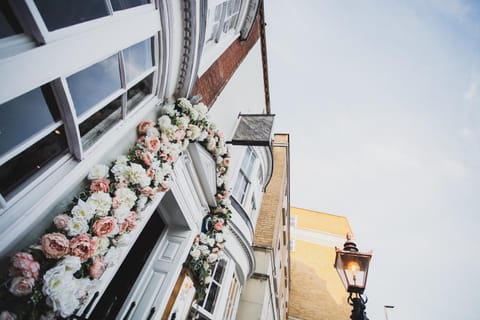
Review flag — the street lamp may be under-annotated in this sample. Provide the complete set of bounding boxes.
[334,234,372,320]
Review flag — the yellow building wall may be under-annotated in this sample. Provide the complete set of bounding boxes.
[289,208,352,320]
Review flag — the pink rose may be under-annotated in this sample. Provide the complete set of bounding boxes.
[141,187,155,196]
[9,252,40,280]
[90,179,110,193]
[125,211,137,230]
[41,233,69,259]
[214,222,223,231]
[137,120,154,135]
[89,257,105,279]
[218,166,226,174]
[212,248,219,254]
[174,129,186,141]
[158,181,171,192]
[167,154,175,163]
[9,277,34,297]
[223,158,230,166]
[53,214,70,230]
[215,193,224,201]
[145,136,160,153]
[0,311,16,320]
[70,234,96,262]
[142,153,152,166]
[118,221,128,234]
[93,217,118,238]
[112,197,120,209]
[146,168,155,178]
[160,133,170,145]
[216,242,225,249]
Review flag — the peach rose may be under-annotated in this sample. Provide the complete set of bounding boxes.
[214,222,223,231]
[53,214,70,230]
[141,187,155,196]
[174,129,186,141]
[146,167,155,178]
[41,233,69,259]
[9,252,40,280]
[145,136,160,153]
[142,153,152,166]
[215,193,224,201]
[89,257,105,279]
[93,217,118,238]
[125,211,137,230]
[9,277,34,297]
[212,248,219,254]
[69,234,96,262]
[137,120,154,135]
[118,221,128,234]
[90,179,110,193]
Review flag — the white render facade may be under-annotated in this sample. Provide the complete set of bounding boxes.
[0,1,277,319]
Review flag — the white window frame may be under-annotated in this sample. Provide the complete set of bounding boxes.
[232,146,257,207]
[0,2,161,211]
[198,0,247,75]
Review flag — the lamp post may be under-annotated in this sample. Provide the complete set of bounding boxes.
[384,305,394,320]
[334,234,372,320]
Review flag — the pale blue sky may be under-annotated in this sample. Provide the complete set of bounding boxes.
[265,1,480,319]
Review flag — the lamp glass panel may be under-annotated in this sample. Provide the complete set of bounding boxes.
[335,251,371,293]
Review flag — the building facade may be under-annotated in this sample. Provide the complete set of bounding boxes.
[237,133,291,320]
[0,1,285,319]
[288,207,352,320]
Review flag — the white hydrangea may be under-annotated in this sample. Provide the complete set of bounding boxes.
[176,116,190,130]
[178,98,192,111]
[190,248,201,260]
[215,233,224,243]
[187,124,201,140]
[87,192,112,216]
[198,245,210,256]
[111,156,129,182]
[136,195,148,212]
[124,163,151,187]
[207,253,218,264]
[114,188,137,209]
[71,199,95,221]
[87,164,109,180]
[113,205,130,223]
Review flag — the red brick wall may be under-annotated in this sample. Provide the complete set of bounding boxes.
[192,15,261,107]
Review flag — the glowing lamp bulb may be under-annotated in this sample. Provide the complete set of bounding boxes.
[347,261,360,275]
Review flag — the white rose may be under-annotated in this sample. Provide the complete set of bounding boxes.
[58,256,82,273]
[193,103,208,116]
[71,199,95,221]
[198,130,208,141]
[159,104,175,116]
[200,233,209,244]
[198,245,209,256]
[42,265,70,298]
[95,237,111,256]
[146,126,160,137]
[87,192,112,216]
[215,233,224,243]
[104,247,123,267]
[158,115,172,131]
[176,116,190,130]
[67,216,89,236]
[204,276,212,284]
[190,248,201,260]
[115,233,131,247]
[87,164,109,180]
[207,238,215,247]
[136,195,148,212]
[113,205,130,223]
[207,253,218,264]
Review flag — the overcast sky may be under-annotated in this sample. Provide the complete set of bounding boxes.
[264,1,480,319]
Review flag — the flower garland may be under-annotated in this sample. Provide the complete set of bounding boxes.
[0,98,232,319]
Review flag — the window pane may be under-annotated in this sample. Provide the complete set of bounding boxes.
[0,1,23,38]
[67,54,121,117]
[213,260,226,282]
[0,126,67,196]
[204,283,219,312]
[34,0,109,31]
[127,73,153,113]
[123,39,153,84]
[111,0,149,11]
[232,173,248,203]
[79,95,122,149]
[0,86,60,157]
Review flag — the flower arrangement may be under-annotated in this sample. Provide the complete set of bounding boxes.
[0,98,232,319]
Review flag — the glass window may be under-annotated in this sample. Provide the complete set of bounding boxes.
[0,86,60,157]
[123,39,153,84]
[111,0,149,11]
[0,1,23,38]
[223,275,239,320]
[0,126,67,197]
[34,0,109,31]
[202,259,227,313]
[79,96,122,150]
[67,54,121,117]
[127,74,153,113]
[233,147,256,205]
